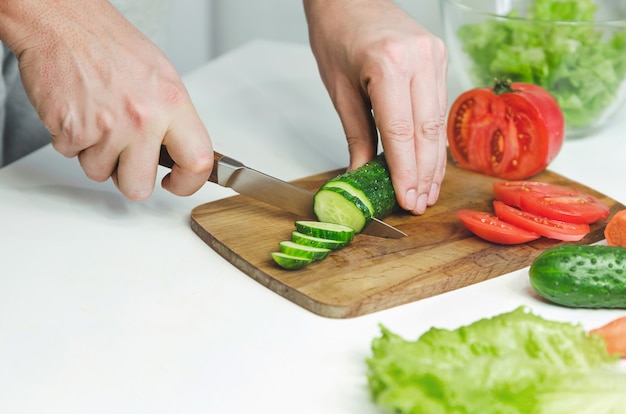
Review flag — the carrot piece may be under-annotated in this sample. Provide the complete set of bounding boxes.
[590,316,626,358]
[605,210,626,247]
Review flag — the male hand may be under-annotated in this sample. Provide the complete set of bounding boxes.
[0,0,213,200]
[304,0,448,214]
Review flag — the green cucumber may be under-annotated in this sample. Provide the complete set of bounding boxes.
[295,220,355,242]
[314,153,398,233]
[291,231,347,250]
[320,180,374,217]
[313,187,371,233]
[529,245,626,308]
[279,240,331,261]
[271,252,313,270]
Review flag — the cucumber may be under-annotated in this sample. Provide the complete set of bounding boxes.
[295,220,355,242]
[271,252,313,270]
[313,187,371,233]
[320,180,375,217]
[291,231,347,250]
[314,153,398,233]
[529,245,626,308]
[279,240,331,261]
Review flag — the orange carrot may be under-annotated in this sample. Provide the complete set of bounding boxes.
[604,210,626,247]
[590,316,626,358]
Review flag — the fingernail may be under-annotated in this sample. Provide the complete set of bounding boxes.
[416,193,428,214]
[427,183,440,205]
[405,189,418,211]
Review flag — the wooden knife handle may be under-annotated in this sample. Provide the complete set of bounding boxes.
[158,145,223,184]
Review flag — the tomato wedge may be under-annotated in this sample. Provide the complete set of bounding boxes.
[456,209,541,244]
[493,201,590,241]
[447,80,564,180]
[519,192,610,224]
[493,181,578,207]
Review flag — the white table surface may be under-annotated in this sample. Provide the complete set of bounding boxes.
[1,40,625,414]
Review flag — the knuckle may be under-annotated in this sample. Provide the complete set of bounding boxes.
[418,119,444,141]
[382,120,414,144]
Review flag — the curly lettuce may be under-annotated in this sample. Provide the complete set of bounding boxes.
[457,0,626,129]
[367,307,626,413]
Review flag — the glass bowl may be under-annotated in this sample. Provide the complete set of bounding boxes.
[441,0,626,138]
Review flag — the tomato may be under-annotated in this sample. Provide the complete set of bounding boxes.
[447,80,564,180]
[493,201,590,241]
[493,181,578,207]
[456,209,541,245]
[519,192,610,224]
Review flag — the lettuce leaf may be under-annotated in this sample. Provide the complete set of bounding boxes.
[366,307,626,413]
[457,0,626,129]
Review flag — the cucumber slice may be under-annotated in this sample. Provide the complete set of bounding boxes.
[291,231,347,250]
[313,187,371,233]
[279,240,331,261]
[294,220,355,242]
[321,181,374,217]
[271,252,313,270]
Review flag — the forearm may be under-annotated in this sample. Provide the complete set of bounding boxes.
[0,0,134,57]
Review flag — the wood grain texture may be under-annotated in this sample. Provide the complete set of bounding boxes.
[190,158,625,319]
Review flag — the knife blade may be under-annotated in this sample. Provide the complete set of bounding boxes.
[158,146,407,238]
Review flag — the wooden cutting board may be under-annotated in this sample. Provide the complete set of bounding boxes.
[190,157,624,319]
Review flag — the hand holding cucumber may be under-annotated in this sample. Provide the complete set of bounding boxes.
[304,0,448,215]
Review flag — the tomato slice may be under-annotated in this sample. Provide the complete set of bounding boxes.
[493,181,578,207]
[493,201,590,241]
[447,80,564,180]
[456,209,541,245]
[519,192,610,224]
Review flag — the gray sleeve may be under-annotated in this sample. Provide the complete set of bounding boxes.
[1,44,50,167]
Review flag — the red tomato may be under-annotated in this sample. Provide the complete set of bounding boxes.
[447,80,564,180]
[493,181,578,207]
[493,201,590,241]
[456,209,541,244]
[519,192,610,224]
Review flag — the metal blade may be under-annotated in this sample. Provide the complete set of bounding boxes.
[158,146,406,239]
[218,161,406,239]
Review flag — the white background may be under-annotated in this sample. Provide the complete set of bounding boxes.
[144,0,443,74]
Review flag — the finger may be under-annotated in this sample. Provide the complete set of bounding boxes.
[367,69,419,213]
[427,46,448,206]
[160,103,214,196]
[411,67,446,212]
[331,80,378,171]
[77,134,122,183]
[403,36,448,213]
[113,136,160,201]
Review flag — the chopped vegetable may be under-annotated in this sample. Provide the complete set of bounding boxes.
[456,209,541,244]
[605,210,626,247]
[314,153,397,233]
[457,180,607,245]
[367,306,626,414]
[278,240,330,261]
[291,231,347,250]
[520,191,610,224]
[590,316,626,358]
[270,252,312,270]
[529,244,626,308]
[456,0,626,129]
[493,181,578,208]
[447,80,564,180]
[493,200,590,241]
[294,220,355,243]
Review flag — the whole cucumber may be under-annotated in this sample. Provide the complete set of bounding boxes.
[529,244,626,308]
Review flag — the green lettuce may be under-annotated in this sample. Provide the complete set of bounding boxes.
[367,307,626,413]
[457,0,626,129]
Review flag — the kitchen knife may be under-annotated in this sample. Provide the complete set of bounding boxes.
[158,146,407,238]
